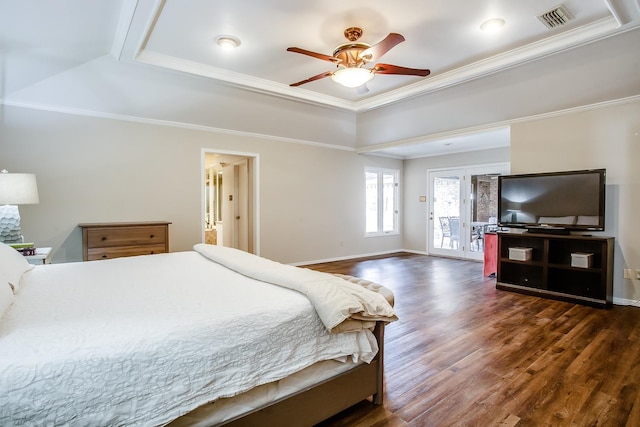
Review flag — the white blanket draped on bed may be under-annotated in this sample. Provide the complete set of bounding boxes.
[193,244,398,333]
[0,251,380,427]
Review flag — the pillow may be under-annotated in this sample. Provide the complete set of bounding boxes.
[0,271,14,320]
[0,242,34,292]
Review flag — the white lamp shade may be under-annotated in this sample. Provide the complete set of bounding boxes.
[0,172,39,205]
[331,67,374,88]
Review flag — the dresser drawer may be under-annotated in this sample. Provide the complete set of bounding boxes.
[79,222,171,261]
[87,244,167,261]
[86,226,167,248]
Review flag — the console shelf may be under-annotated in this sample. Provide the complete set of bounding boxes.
[496,232,613,307]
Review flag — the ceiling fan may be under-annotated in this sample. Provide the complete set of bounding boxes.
[287,27,430,91]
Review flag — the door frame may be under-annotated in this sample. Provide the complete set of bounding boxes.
[427,168,465,259]
[427,162,509,260]
[201,148,260,255]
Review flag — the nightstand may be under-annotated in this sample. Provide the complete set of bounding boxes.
[24,247,53,265]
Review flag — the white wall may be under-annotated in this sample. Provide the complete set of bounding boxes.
[401,98,640,303]
[402,148,510,252]
[510,99,640,303]
[0,105,401,264]
[8,55,359,149]
[4,97,638,303]
[356,27,640,150]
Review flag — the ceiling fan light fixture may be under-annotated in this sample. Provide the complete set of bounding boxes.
[480,18,505,33]
[331,67,374,88]
[215,35,241,50]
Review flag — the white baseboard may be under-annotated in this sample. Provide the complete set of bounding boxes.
[289,249,407,267]
[613,297,640,307]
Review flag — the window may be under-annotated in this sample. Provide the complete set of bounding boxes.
[365,167,399,236]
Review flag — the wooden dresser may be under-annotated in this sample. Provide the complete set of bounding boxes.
[79,222,171,261]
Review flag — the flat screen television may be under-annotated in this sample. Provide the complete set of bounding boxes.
[498,169,606,233]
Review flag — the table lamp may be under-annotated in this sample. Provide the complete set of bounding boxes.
[0,169,40,243]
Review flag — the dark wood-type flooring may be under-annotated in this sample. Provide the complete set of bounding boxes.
[306,252,640,427]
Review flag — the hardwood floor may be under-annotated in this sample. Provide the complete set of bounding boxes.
[307,252,640,427]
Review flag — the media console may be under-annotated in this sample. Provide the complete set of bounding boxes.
[496,232,613,308]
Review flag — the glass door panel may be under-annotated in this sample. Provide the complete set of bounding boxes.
[429,170,463,257]
[468,173,500,257]
[428,163,509,260]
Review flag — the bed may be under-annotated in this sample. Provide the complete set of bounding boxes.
[0,242,397,426]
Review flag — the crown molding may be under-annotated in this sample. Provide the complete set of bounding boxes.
[132,10,621,113]
[604,0,640,26]
[0,100,356,153]
[135,50,355,111]
[2,94,637,160]
[356,124,511,155]
[353,17,621,112]
[110,0,140,60]
[357,94,640,156]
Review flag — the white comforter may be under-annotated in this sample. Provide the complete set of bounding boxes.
[194,244,398,332]
[0,251,378,426]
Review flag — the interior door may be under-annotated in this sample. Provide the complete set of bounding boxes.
[235,159,249,252]
[222,160,250,251]
[221,163,234,248]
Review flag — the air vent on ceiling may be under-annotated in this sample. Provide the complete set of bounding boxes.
[537,5,573,29]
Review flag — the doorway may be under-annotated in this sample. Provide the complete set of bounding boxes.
[202,149,259,254]
[427,163,509,260]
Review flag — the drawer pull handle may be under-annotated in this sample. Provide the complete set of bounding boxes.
[102,254,108,259]
[150,251,155,254]
[150,234,154,238]
[101,237,107,241]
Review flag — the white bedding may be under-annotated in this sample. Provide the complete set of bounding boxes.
[0,251,378,426]
[194,244,398,332]
[178,358,362,426]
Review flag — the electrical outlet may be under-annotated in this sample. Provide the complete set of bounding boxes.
[624,269,632,279]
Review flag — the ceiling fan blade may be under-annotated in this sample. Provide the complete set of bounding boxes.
[287,47,341,63]
[289,71,334,87]
[372,63,431,77]
[360,33,405,61]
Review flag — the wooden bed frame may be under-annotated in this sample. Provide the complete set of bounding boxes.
[218,321,386,427]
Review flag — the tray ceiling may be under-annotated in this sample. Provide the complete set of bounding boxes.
[130,0,629,110]
[1,0,639,158]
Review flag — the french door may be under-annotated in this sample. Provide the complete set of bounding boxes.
[427,163,509,260]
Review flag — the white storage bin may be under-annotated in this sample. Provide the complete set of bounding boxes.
[508,247,532,261]
[571,252,593,268]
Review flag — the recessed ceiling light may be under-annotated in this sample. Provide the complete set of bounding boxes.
[480,18,505,33]
[215,35,241,50]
